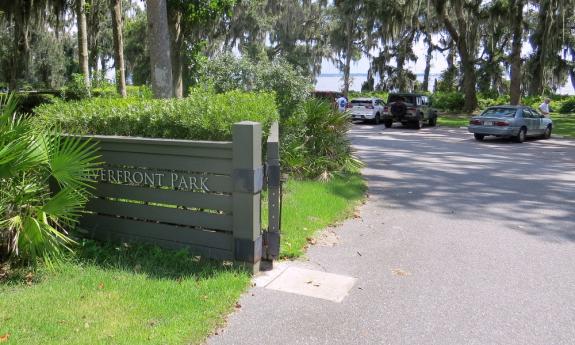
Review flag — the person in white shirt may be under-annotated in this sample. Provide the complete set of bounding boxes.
[336,96,348,112]
[538,98,551,116]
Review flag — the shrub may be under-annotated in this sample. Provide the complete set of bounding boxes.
[348,91,389,102]
[557,96,575,114]
[91,85,153,99]
[199,53,313,119]
[281,99,362,179]
[34,88,279,141]
[521,94,575,113]
[61,73,91,100]
[430,91,465,111]
[477,94,510,109]
[0,93,99,264]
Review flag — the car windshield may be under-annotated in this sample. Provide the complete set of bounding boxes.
[480,107,516,118]
[388,95,415,104]
[351,100,372,106]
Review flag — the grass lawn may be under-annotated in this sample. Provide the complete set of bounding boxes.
[276,172,367,258]
[0,173,366,344]
[438,113,575,138]
[0,243,250,345]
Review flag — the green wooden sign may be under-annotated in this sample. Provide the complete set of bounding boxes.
[77,122,273,271]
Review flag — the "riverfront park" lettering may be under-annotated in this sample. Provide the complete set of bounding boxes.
[96,168,210,192]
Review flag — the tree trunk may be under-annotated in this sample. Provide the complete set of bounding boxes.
[110,0,127,97]
[9,20,21,91]
[168,8,183,98]
[435,0,478,112]
[342,18,353,98]
[460,49,478,112]
[89,50,99,77]
[569,48,575,91]
[9,6,30,91]
[509,0,523,105]
[77,0,91,88]
[396,52,405,92]
[422,32,433,92]
[146,0,174,98]
[527,1,549,96]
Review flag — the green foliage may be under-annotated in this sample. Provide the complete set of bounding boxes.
[348,90,389,101]
[90,86,149,99]
[430,91,465,111]
[123,9,150,86]
[34,88,279,141]
[61,73,91,101]
[521,94,570,112]
[434,65,458,92]
[200,53,313,119]
[0,92,58,113]
[477,93,510,109]
[558,97,575,114]
[281,99,362,179]
[0,93,100,264]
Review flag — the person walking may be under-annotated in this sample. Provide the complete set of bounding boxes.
[539,98,551,117]
[336,95,348,112]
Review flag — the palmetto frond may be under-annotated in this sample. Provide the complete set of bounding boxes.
[1,93,98,264]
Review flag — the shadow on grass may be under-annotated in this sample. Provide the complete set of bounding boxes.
[1,239,242,285]
[327,172,367,200]
[73,239,241,281]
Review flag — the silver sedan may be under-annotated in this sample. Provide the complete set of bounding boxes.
[468,105,553,143]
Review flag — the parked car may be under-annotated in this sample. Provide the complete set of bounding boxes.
[468,105,553,143]
[349,98,385,124]
[382,93,438,129]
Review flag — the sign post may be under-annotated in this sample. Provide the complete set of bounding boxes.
[232,122,263,272]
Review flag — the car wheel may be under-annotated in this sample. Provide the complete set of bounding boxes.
[514,127,526,143]
[414,116,423,130]
[428,116,437,127]
[542,125,552,139]
[383,119,393,128]
[374,113,381,125]
[474,133,484,141]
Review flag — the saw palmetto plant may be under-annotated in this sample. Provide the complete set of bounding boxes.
[0,93,100,265]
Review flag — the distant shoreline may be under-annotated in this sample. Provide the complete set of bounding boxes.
[319,73,441,78]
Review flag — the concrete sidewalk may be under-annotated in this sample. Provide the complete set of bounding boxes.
[207,126,575,345]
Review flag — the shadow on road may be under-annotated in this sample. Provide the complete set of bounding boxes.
[351,125,575,243]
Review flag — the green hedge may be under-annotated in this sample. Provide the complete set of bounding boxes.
[34,88,279,141]
[478,94,510,109]
[430,92,465,111]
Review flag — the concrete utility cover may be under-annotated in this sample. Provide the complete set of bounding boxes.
[264,267,357,303]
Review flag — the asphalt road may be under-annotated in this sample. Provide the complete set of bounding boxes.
[208,125,575,345]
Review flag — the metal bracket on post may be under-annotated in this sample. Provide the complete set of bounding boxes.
[262,121,281,264]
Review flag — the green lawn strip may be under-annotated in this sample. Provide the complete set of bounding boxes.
[437,113,472,127]
[272,172,367,258]
[550,114,575,137]
[438,113,575,138]
[0,243,250,345]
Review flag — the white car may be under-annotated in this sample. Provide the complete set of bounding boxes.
[349,98,385,124]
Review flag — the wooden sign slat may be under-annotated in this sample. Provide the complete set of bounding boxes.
[93,183,233,213]
[87,198,233,232]
[80,214,234,251]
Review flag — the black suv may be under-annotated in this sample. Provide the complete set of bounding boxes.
[382,93,438,129]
